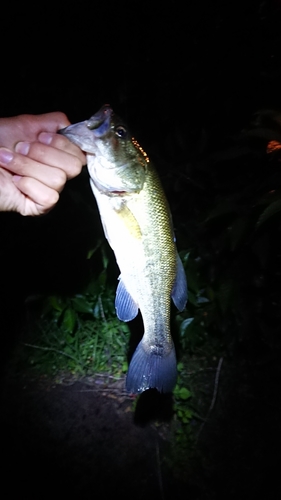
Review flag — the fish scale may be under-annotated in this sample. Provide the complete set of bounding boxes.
[59,105,187,394]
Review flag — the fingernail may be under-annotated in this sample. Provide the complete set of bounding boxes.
[38,132,52,145]
[0,148,14,164]
[15,142,30,155]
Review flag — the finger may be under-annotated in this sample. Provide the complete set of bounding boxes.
[12,175,59,213]
[0,148,67,191]
[20,112,72,136]
[38,132,86,166]
[0,113,73,151]
[35,112,71,131]
[15,140,84,180]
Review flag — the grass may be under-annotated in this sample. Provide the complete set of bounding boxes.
[23,286,130,378]
[14,243,227,478]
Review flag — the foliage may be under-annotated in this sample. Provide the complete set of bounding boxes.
[173,362,193,428]
[20,110,281,471]
[165,110,281,466]
[24,241,129,377]
[171,110,281,359]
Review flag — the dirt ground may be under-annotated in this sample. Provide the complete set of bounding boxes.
[0,369,193,500]
[1,329,281,500]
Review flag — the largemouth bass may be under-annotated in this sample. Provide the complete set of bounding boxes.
[59,105,187,394]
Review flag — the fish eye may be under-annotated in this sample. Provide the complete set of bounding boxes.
[115,125,127,139]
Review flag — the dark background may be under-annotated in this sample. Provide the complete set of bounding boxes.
[2,2,281,129]
[1,0,280,291]
[1,1,281,498]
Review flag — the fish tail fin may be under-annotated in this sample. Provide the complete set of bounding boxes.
[126,340,177,394]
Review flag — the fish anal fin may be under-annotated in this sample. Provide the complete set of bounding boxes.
[115,278,139,322]
[126,340,177,394]
[172,254,188,312]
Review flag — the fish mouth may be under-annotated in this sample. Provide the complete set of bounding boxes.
[86,104,112,137]
[58,105,113,152]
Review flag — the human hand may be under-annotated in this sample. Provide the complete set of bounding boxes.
[0,113,86,215]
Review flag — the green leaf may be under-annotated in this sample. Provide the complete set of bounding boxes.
[71,296,93,314]
[205,201,236,222]
[185,263,200,294]
[85,279,100,296]
[187,291,198,306]
[64,345,74,355]
[101,245,109,270]
[62,307,77,333]
[86,239,103,259]
[122,361,128,372]
[256,189,281,206]
[256,199,281,228]
[184,409,193,419]
[93,301,101,319]
[48,295,66,312]
[65,334,75,344]
[178,387,191,400]
[98,270,107,287]
[197,296,209,304]
[180,318,194,336]
[87,248,96,260]
[179,251,190,265]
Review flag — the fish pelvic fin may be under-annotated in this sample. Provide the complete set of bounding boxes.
[126,340,177,394]
[115,277,139,321]
[172,253,188,312]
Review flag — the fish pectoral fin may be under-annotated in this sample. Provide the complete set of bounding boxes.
[171,253,188,312]
[126,340,177,394]
[115,278,139,322]
[115,203,142,240]
[98,203,142,249]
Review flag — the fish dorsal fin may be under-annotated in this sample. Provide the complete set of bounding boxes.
[171,254,188,312]
[115,277,139,321]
